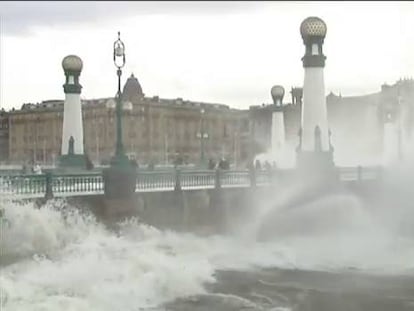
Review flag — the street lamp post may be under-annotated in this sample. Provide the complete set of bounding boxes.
[111,31,129,166]
[233,131,238,168]
[200,109,205,163]
[43,139,46,164]
[196,108,208,167]
[397,93,403,161]
[103,31,136,199]
[94,116,100,164]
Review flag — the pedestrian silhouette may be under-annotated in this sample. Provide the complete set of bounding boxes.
[68,136,75,155]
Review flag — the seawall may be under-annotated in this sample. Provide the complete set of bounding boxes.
[61,177,383,235]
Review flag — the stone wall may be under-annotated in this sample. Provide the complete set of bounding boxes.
[66,188,257,234]
[63,176,383,236]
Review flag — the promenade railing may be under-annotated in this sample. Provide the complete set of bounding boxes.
[0,174,47,198]
[135,170,175,192]
[0,173,103,199]
[52,173,104,196]
[0,166,382,199]
[180,170,216,190]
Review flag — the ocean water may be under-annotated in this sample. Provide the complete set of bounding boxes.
[2,179,414,311]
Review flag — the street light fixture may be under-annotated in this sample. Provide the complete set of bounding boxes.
[103,31,136,199]
[397,92,403,161]
[111,31,129,166]
[196,108,209,166]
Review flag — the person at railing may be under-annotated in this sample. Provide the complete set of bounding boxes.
[218,158,230,170]
[85,154,94,170]
[255,159,261,170]
[264,161,272,172]
[129,158,138,169]
[173,156,184,168]
[32,164,42,175]
[208,158,216,170]
[68,136,75,155]
[21,164,28,175]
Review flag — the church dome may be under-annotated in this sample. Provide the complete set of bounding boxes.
[62,55,83,72]
[122,73,144,102]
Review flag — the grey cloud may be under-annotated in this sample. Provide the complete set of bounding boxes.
[0,1,266,36]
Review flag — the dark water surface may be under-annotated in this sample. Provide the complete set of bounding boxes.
[166,268,414,311]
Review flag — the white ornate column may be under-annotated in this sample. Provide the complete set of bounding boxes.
[58,55,88,169]
[270,85,286,160]
[61,55,84,156]
[296,16,334,170]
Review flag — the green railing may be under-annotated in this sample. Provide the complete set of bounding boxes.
[220,170,251,188]
[0,166,382,199]
[52,174,103,195]
[180,170,216,190]
[0,173,103,198]
[255,170,273,186]
[0,174,47,197]
[135,170,175,192]
[337,166,381,181]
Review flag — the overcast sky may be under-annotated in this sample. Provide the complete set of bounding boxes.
[1,1,413,110]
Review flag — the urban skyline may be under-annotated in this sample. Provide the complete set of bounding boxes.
[1,1,414,111]
[2,11,414,311]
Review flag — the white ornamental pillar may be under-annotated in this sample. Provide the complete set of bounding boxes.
[270,85,286,158]
[61,55,84,156]
[382,102,400,165]
[297,16,334,169]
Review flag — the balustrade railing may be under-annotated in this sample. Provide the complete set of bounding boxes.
[52,174,103,195]
[0,165,382,199]
[256,170,272,186]
[0,174,46,197]
[337,166,381,181]
[180,170,216,190]
[220,170,251,188]
[135,171,175,192]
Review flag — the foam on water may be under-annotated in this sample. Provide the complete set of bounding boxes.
[2,176,414,310]
[0,199,294,311]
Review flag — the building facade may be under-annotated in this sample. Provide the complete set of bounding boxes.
[249,88,302,157]
[0,109,9,163]
[248,78,414,164]
[4,76,414,167]
[6,74,251,167]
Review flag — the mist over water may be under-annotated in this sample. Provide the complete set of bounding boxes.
[383,123,400,166]
[3,165,414,311]
[3,127,414,310]
[1,199,295,311]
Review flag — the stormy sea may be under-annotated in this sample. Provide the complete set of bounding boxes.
[2,163,414,310]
